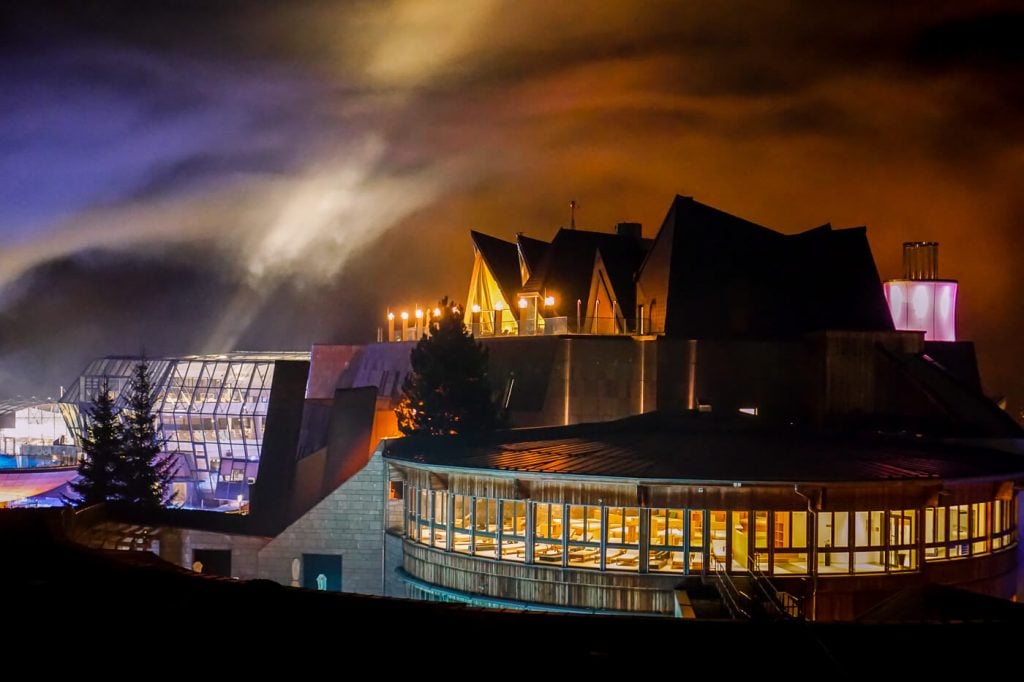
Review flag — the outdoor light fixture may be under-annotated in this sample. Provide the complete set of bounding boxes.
[415,309,423,319]
[518,297,528,308]
[433,307,441,317]
[400,311,409,321]
[471,304,481,313]
[387,312,395,321]
[544,295,555,307]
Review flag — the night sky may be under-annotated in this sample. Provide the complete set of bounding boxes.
[2,2,1022,416]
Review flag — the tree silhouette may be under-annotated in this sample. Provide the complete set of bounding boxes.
[116,361,176,508]
[68,382,122,506]
[396,296,499,435]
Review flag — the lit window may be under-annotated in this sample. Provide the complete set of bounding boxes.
[388,480,404,501]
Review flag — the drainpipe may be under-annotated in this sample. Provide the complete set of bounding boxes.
[793,485,818,621]
[686,340,698,410]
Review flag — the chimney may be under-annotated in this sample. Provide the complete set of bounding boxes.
[615,222,642,240]
[902,241,939,280]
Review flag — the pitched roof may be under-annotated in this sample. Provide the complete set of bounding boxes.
[516,234,550,279]
[594,237,652,318]
[641,196,893,338]
[470,230,522,305]
[522,229,648,314]
[383,411,1024,483]
[781,225,893,333]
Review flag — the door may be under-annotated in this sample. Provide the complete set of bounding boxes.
[302,553,343,592]
[193,549,231,577]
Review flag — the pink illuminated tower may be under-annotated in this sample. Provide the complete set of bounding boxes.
[883,242,958,341]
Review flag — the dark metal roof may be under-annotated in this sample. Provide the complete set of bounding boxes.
[470,230,522,306]
[646,196,894,339]
[382,411,1024,483]
[522,228,649,312]
[594,237,651,317]
[516,234,550,278]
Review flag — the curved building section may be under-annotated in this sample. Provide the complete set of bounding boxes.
[384,412,1024,620]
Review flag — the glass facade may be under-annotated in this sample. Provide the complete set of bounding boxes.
[59,353,309,508]
[402,486,1018,578]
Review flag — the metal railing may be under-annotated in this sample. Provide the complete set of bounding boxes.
[710,556,751,620]
[748,553,802,619]
[469,316,665,338]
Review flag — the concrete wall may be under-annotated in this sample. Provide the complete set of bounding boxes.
[257,452,387,595]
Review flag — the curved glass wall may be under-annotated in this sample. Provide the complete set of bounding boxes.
[403,487,1017,577]
[59,353,309,507]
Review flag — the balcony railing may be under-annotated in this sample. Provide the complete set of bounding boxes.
[469,316,663,338]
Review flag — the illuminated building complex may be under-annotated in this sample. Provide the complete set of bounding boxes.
[61,196,1024,620]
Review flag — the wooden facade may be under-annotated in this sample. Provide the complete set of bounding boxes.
[403,540,680,614]
[394,463,1021,620]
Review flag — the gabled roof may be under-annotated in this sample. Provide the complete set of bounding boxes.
[593,238,651,317]
[516,234,550,279]
[522,229,649,315]
[470,230,522,306]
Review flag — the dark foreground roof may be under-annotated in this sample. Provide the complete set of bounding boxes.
[383,411,1024,483]
[857,584,1024,623]
[1,510,1019,672]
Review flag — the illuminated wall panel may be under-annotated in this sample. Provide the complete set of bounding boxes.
[883,280,957,342]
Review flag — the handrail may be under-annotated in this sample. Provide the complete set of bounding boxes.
[711,557,751,620]
[748,553,802,619]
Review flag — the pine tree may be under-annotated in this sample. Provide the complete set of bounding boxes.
[396,296,500,435]
[68,382,122,506]
[116,361,176,508]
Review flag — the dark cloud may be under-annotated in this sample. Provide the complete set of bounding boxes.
[914,10,1024,67]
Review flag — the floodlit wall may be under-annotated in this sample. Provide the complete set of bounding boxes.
[257,452,387,595]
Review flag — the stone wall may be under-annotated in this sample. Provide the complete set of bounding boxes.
[160,528,268,580]
[257,452,387,595]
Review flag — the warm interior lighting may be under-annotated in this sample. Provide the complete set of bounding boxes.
[415,309,423,319]
[451,305,459,314]
[433,307,441,317]
[387,312,394,321]
[494,301,504,311]
[544,295,555,307]
[518,297,528,309]
[471,304,481,314]
[400,311,409,320]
